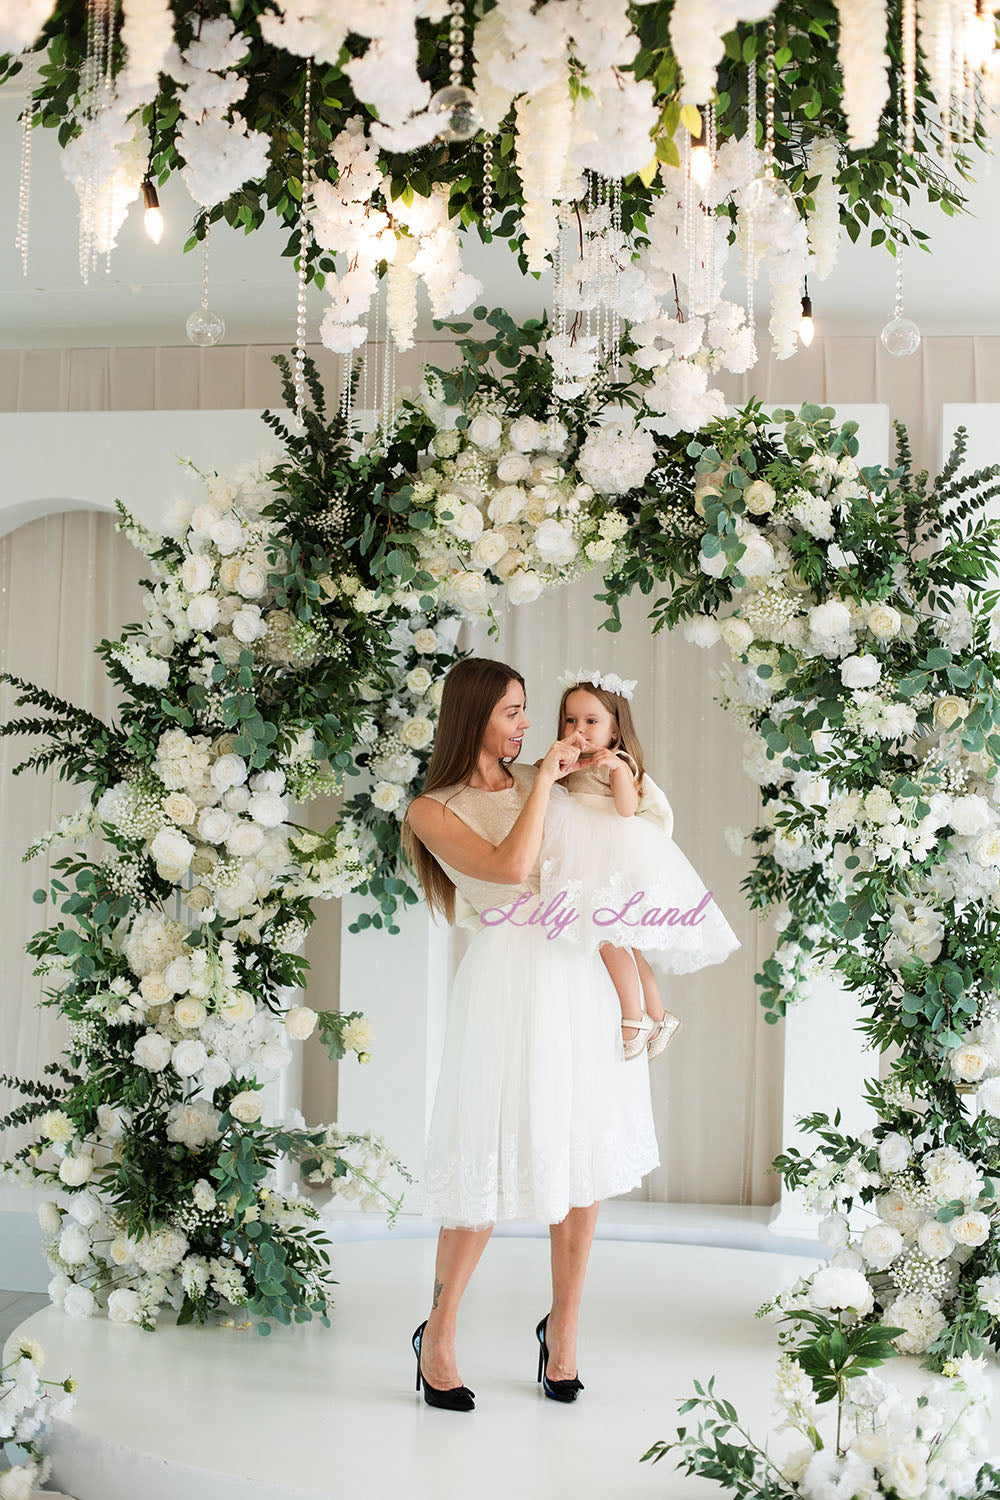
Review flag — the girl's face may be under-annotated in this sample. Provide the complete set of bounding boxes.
[561,689,617,756]
[483,679,530,761]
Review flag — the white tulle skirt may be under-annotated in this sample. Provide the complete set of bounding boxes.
[538,793,742,977]
[421,923,660,1229]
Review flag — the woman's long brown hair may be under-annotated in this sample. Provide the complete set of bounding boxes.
[556,680,646,796]
[401,657,526,923]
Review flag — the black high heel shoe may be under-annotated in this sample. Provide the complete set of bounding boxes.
[535,1315,584,1402]
[411,1321,475,1411]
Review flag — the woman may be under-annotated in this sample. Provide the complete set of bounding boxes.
[403,658,659,1410]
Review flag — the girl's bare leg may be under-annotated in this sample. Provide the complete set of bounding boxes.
[633,949,666,1022]
[546,1201,600,1381]
[418,1224,493,1387]
[599,941,644,1040]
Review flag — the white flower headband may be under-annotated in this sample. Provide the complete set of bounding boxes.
[557,667,637,701]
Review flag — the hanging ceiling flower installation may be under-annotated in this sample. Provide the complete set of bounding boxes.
[3,0,998,408]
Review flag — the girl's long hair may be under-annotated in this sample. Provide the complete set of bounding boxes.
[402,657,526,923]
[556,681,646,796]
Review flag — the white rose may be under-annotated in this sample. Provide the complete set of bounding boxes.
[163,792,197,826]
[495,451,531,483]
[108,1237,133,1266]
[861,1223,903,1270]
[508,415,543,452]
[400,717,434,751]
[977,1077,1000,1116]
[200,1056,233,1090]
[186,593,221,632]
[973,829,1000,867]
[506,568,543,605]
[533,518,578,566]
[878,1132,912,1174]
[736,533,775,578]
[247,792,286,828]
[63,1284,98,1319]
[867,603,901,639]
[881,1445,928,1499]
[950,1210,991,1247]
[172,1039,209,1077]
[174,997,208,1030]
[487,485,528,526]
[229,1091,263,1124]
[197,807,233,844]
[917,1217,957,1260]
[817,1213,850,1249]
[208,515,245,554]
[698,547,729,578]
[720,617,754,655]
[372,781,404,812]
[950,1043,990,1082]
[934,695,969,731]
[743,480,776,515]
[949,794,992,835]
[411,627,438,653]
[220,991,255,1025]
[133,1031,172,1071]
[226,820,266,857]
[406,666,432,694]
[450,570,490,614]
[236,562,269,599]
[223,785,251,813]
[446,502,485,543]
[284,1005,318,1040]
[471,529,510,569]
[107,1288,142,1324]
[181,553,214,593]
[467,412,503,448]
[189,502,221,537]
[840,654,882,689]
[151,828,195,875]
[427,680,444,708]
[211,753,249,791]
[684,615,722,648]
[58,1153,95,1187]
[232,606,266,644]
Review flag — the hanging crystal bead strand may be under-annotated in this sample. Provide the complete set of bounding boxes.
[15,57,36,277]
[902,0,916,154]
[185,232,225,346]
[610,176,622,377]
[102,0,116,276]
[744,47,758,362]
[292,60,313,430]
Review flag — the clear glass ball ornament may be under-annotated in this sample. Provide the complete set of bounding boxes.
[430,83,482,142]
[880,316,921,357]
[185,308,226,346]
[742,172,796,215]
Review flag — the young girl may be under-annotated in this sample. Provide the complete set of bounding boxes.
[538,670,741,1060]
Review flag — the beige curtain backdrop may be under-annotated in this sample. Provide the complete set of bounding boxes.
[4,335,996,1201]
[0,513,146,1155]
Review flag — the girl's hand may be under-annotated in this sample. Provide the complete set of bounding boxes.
[538,737,583,781]
[588,747,629,774]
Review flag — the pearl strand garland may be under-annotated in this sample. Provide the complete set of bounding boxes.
[764,16,776,173]
[447,0,464,86]
[15,58,35,278]
[481,134,493,225]
[292,60,313,431]
[745,48,758,360]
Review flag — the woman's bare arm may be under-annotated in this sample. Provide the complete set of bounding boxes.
[407,740,580,886]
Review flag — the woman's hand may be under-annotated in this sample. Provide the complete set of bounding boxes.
[538,737,583,781]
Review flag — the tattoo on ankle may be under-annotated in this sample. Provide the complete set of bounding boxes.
[432,1279,443,1310]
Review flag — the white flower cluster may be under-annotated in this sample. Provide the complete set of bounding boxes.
[473,0,657,267]
[0,1339,75,1500]
[166,18,270,209]
[60,105,148,255]
[352,614,452,820]
[835,0,891,150]
[805,133,842,280]
[411,402,615,617]
[669,0,779,105]
[776,1351,994,1500]
[311,122,481,355]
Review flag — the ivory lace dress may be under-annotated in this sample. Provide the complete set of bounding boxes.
[538,756,742,975]
[419,760,660,1229]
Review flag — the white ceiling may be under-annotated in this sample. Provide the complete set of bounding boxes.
[1,87,999,350]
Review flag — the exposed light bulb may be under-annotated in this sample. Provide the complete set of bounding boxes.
[965,7,996,69]
[375,225,398,263]
[689,147,712,191]
[141,177,163,245]
[798,286,815,347]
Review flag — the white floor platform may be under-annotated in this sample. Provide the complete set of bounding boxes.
[10,1233,1000,1500]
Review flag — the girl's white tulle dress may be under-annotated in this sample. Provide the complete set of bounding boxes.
[537,755,742,976]
[420,761,660,1230]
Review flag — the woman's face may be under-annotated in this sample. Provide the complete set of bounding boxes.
[561,689,616,756]
[483,678,530,761]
